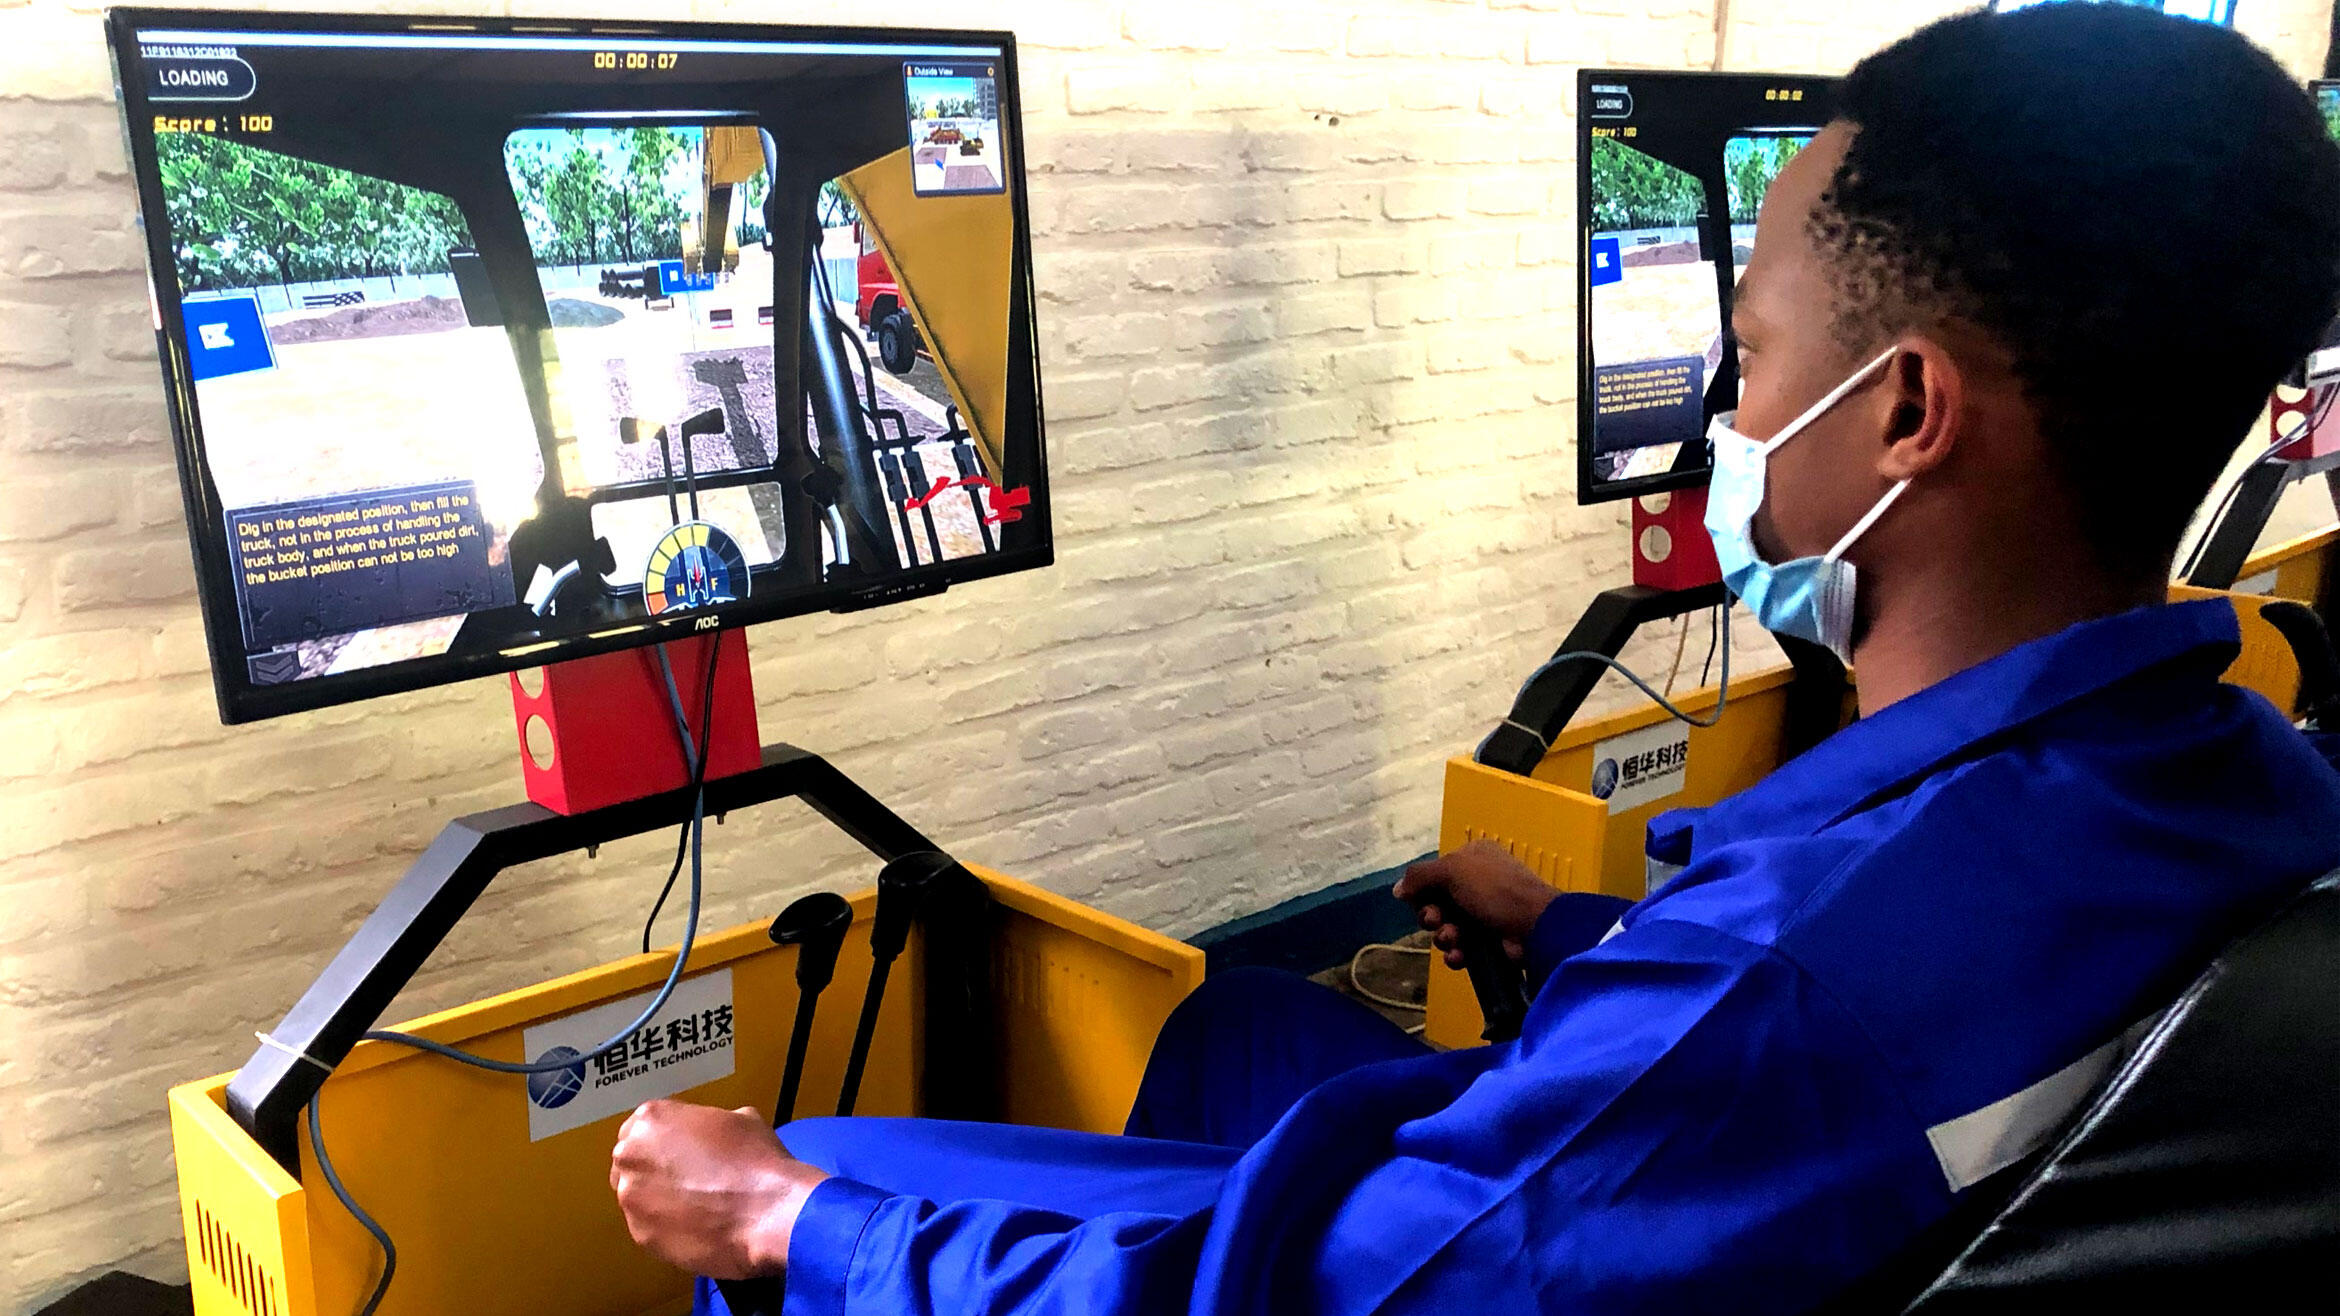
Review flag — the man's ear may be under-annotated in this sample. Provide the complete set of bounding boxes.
[1876,333,1963,481]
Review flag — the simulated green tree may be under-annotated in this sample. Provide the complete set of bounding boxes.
[1726,136,1805,224]
[156,133,474,298]
[1588,136,1703,232]
[618,126,689,262]
[736,167,769,246]
[504,127,694,271]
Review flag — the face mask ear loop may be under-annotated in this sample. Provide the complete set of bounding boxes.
[1824,477,1914,562]
[1757,345,1900,457]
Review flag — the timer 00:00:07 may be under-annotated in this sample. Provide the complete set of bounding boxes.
[592,51,680,70]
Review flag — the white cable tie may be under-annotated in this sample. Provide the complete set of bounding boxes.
[255,1031,335,1074]
[1499,718,1550,750]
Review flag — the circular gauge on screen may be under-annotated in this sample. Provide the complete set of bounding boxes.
[642,521,751,616]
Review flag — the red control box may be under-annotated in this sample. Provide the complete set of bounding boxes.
[508,629,761,815]
[2271,381,2340,461]
[1631,486,1721,591]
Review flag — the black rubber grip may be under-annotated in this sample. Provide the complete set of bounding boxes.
[1454,916,1529,1043]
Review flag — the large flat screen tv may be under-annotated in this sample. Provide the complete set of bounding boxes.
[107,9,1049,722]
[1576,68,1836,503]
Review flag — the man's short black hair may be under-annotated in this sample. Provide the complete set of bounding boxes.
[1818,4,2340,579]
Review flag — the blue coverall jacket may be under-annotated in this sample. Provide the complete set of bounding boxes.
[706,599,2340,1315]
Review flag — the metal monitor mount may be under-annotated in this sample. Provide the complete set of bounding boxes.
[225,631,987,1175]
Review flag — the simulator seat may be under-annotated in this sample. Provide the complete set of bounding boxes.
[1850,869,2340,1312]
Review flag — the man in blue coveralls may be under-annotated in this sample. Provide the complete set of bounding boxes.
[610,8,2340,1313]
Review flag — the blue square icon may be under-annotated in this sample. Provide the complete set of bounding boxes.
[181,294,275,382]
[1588,235,1623,289]
[656,260,718,295]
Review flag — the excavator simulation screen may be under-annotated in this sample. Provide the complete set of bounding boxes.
[1576,69,1836,504]
[2309,79,2340,382]
[109,12,1045,722]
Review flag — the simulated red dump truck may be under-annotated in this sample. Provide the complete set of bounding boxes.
[853,220,924,374]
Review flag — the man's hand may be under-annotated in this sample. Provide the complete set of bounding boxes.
[609,1100,828,1280]
[1394,840,1559,969]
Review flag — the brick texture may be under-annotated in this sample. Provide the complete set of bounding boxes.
[0,0,2329,1306]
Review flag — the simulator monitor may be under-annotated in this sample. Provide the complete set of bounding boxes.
[2309,79,2340,383]
[1576,69,1838,503]
[1991,0,2238,24]
[107,10,1049,723]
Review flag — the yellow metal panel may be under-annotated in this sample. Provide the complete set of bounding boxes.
[1431,589,2310,1050]
[2169,584,2304,715]
[1425,760,1610,1049]
[170,871,1200,1316]
[1428,668,1832,1049]
[2239,524,2337,601]
[838,150,1015,479]
[172,1082,315,1316]
[305,907,902,1316]
[1532,668,1807,896]
[976,867,1206,1134]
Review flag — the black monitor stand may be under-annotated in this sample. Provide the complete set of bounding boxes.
[1475,583,1846,778]
[226,740,942,1174]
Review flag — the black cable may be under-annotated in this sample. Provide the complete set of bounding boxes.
[1475,604,1736,766]
[307,638,723,1314]
[1699,603,1722,689]
[364,636,721,1074]
[638,811,694,957]
[308,1095,394,1316]
[641,637,726,952]
[2180,446,2284,581]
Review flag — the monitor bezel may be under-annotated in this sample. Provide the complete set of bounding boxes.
[106,7,1051,724]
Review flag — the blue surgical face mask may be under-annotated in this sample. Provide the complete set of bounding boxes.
[1704,346,1907,665]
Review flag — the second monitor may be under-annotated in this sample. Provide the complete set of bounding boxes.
[1577,69,1839,504]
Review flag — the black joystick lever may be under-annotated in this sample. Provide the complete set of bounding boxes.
[876,449,920,567]
[1403,878,1530,1043]
[835,851,953,1116]
[901,448,946,564]
[767,891,853,1123]
[1453,915,1529,1043]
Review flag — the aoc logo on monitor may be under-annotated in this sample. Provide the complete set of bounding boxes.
[527,1046,588,1110]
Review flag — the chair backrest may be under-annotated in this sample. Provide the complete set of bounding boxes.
[1898,870,2340,1311]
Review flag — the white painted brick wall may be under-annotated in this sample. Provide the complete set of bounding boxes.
[0,0,2327,1304]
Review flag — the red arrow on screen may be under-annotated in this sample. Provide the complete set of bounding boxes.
[904,474,1030,526]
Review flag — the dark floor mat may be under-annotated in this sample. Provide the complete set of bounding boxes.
[32,1272,192,1316]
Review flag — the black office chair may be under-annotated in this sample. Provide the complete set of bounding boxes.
[1837,869,2340,1312]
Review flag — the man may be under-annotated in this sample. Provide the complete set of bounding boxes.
[611,8,2340,1312]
